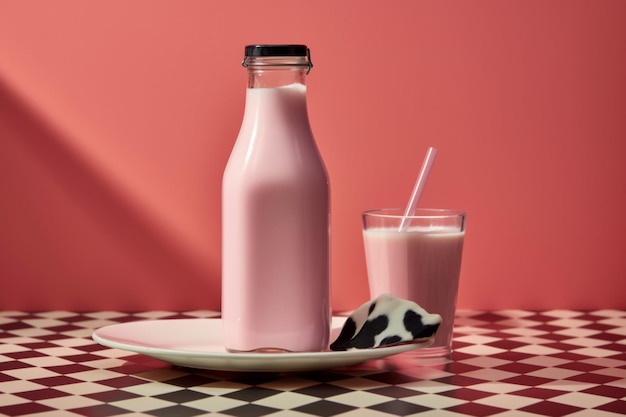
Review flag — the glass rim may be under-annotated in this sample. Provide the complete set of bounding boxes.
[362,208,465,219]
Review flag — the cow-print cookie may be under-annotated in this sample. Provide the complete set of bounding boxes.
[330,294,441,351]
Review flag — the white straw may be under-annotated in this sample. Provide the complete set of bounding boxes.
[398,147,438,231]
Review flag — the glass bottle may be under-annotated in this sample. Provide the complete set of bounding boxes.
[222,45,330,352]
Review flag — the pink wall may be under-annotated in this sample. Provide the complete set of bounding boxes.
[1,1,625,311]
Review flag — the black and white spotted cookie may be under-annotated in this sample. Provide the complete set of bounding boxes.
[330,294,442,351]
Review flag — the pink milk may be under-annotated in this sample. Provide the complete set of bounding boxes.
[363,226,465,354]
[222,82,330,352]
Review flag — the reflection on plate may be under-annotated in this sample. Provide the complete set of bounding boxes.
[92,317,431,372]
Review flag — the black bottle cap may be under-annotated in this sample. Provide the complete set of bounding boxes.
[244,44,309,57]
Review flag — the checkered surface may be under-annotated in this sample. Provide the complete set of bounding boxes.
[1,310,625,417]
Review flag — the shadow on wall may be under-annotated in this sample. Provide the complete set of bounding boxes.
[0,75,217,311]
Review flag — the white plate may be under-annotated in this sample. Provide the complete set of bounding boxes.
[92,317,431,372]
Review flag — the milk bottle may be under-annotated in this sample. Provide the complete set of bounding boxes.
[222,45,330,352]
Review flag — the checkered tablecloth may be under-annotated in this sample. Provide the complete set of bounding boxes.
[1,310,625,416]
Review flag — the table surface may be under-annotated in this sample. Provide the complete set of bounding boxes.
[1,310,624,417]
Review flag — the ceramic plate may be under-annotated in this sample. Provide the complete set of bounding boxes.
[92,317,431,372]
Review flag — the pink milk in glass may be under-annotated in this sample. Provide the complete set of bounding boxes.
[362,209,465,356]
[222,45,330,352]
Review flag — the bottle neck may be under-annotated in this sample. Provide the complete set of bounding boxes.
[244,56,310,88]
